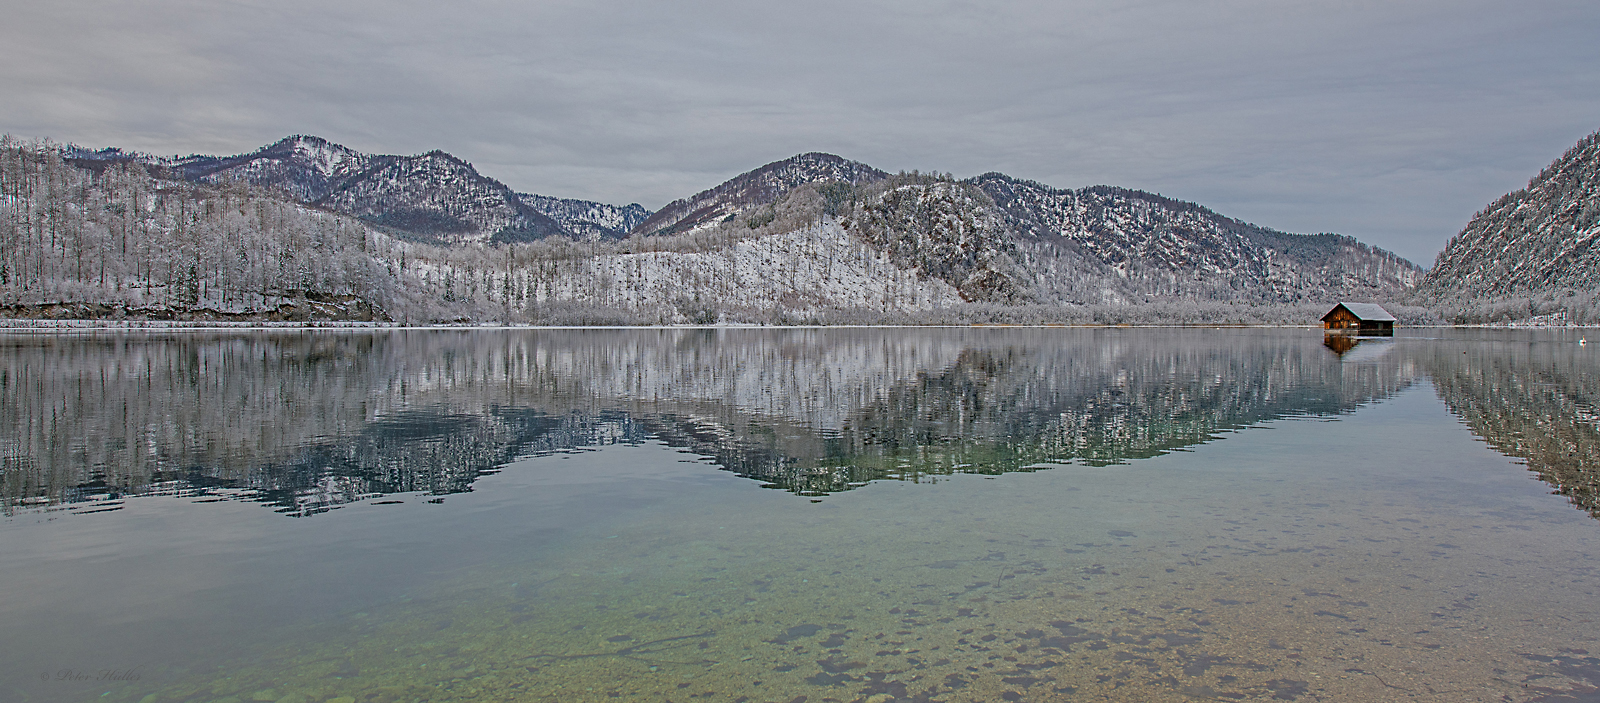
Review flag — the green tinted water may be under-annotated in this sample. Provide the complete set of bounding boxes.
[2,328,1597,702]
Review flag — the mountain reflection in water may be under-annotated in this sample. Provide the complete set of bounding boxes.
[2,328,1594,518]
[1417,331,1600,517]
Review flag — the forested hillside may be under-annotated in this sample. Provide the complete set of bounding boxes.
[630,159,1424,308]
[974,175,1422,304]
[517,193,651,240]
[2,137,1434,324]
[2,137,397,319]
[631,152,886,237]
[0,139,966,323]
[1417,129,1600,324]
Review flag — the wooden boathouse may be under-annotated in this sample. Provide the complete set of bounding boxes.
[1322,302,1396,335]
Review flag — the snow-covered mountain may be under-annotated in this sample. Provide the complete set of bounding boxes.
[517,193,651,240]
[60,135,1419,305]
[8,135,1431,323]
[970,174,1423,304]
[99,135,651,245]
[316,149,568,244]
[171,135,370,202]
[632,160,1421,305]
[1422,130,1600,297]
[631,152,888,237]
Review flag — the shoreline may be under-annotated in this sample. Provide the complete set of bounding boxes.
[0,319,1593,331]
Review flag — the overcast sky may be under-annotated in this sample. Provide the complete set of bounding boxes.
[4,0,1597,265]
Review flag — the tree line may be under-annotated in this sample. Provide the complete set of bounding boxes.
[0,137,1478,326]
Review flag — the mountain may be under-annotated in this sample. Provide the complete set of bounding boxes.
[170,135,369,202]
[4,135,1425,324]
[1422,130,1600,297]
[314,149,568,243]
[62,144,170,170]
[629,157,1422,305]
[176,136,568,244]
[90,135,651,245]
[517,193,651,240]
[971,174,1423,304]
[630,152,888,237]
[57,135,1419,305]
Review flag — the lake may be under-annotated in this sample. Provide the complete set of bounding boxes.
[1,327,1597,703]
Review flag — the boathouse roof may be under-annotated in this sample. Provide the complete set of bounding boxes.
[1322,302,1396,322]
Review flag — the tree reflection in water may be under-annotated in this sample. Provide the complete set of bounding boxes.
[2,328,1594,519]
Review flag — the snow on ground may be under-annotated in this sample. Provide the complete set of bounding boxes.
[527,221,965,318]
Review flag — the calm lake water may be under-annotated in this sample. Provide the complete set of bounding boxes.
[2,327,1597,703]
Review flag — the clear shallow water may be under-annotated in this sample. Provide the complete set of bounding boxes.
[1,328,1598,703]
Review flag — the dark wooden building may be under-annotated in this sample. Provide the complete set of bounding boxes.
[1322,302,1395,335]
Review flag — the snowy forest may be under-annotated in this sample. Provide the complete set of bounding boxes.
[1,137,1447,325]
[1411,129,1600,325]
[0,137,401,319]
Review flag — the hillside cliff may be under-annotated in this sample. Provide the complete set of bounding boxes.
[1415,130,1600,323]
[1423,131,1600,297]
